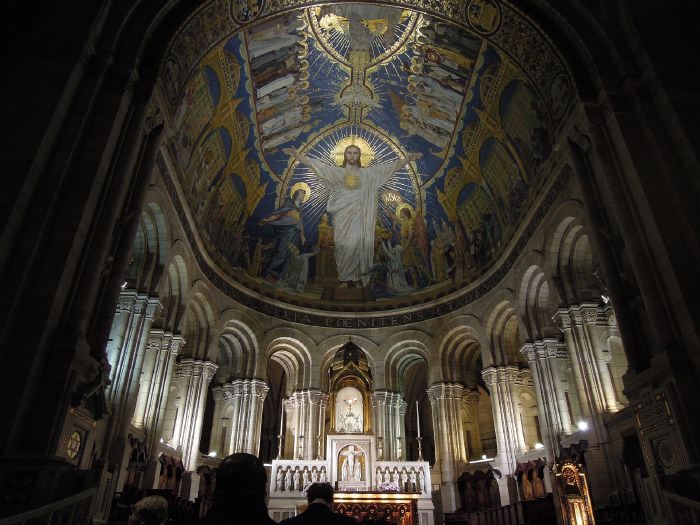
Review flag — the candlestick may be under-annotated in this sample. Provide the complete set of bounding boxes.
[417,436,424,462]
[279,401,285,436]
[416,400,421,438]
[276,433,284,460]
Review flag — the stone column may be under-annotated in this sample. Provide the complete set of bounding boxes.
[283,397,296,459]
[307,390,328,459]
[554,304,622,417]
[152,335,184,445]
[132,332,162,429]
[554,305,622,503]
[371,391,405,460]
[173,358,218,471]
[105,293,160,441]
[427,383,466,512]
[461,389,482,460]
[95,293,159,517]
[482,367,523,506]
[245,379,269,455]
[521,339,572,462]
[397,398,408,460]
[371,392,387,459]
[208,386,227,455]
[223,379,269,456]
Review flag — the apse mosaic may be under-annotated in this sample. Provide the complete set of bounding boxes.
[163,1,569,312]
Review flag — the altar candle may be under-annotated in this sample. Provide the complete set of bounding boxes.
[279,402,285,435]
[416,401,421,438]
[318,401,323,435]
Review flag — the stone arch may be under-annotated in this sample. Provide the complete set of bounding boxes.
[515,251,559,341]
[181,289,214,359]
[264,329,316,393]
[376,331,432,392]
[434,316,484,385]
[214,321,259,383]
[160,249,189,332]
[545,202,599,305]
[484,293,524,367]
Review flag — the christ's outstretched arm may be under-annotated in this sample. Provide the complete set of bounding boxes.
[283,147,317,173]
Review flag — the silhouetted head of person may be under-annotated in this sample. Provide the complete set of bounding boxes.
[128,495,168,525]
[214,453,268,498]
[306,482,335,505]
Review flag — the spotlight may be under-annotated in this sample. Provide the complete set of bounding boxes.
[159,438,164,443]
[601,294,610,304]
[121,281,128,289]
[577,421,589,431]
[209,451,217,457]
[481,454,487,460]
[534,442,544,449]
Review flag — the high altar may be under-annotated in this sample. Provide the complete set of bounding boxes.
[268,341,434,524]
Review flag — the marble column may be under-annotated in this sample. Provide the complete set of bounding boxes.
[553,304,622,503]
[173,358,218,471]
[553,304,622,417]
[208,386,227,455]
[482,367,525,506]
[283,397,296,459]
[97,292,159,513]
[223,379,269,456]
[105,293,160,443]
[371,391,406,461]
[144,334,184,455]
[460,389,482,460]
[427,383,466,512]
[521,339,572,462]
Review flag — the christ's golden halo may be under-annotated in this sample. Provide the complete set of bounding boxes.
[332,136,375,166]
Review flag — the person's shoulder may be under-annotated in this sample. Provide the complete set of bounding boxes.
[335,513,356,525]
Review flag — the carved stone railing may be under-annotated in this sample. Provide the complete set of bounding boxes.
[374,461,432,498]
[269,460,330,495]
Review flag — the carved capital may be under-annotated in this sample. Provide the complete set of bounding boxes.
[145,299,162,320]
[117,293,136,312]
[143,101,164,134]
[170,336,185,355]
[201,361,219,382]
[552,310,571,331]
[568,125,592,153]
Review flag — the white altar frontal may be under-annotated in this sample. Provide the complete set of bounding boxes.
[267,341,435,524]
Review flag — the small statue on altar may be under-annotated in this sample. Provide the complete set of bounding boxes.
[418,468,426,492]
[383,469,390,483]
[293,468,301,490]
[276,467,284,491]
[391,469,399,485]
[409,469,417,490]
[401,470,409,487]
[302,468,310,488]
[285,468,293,491]
[320,467,327,482]
[311,468,319,483]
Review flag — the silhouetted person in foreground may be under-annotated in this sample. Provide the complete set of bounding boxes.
[280,483,355,525]
[195,453,276,525]
[129,495,169,525]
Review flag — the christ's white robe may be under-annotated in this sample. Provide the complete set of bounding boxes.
[307,158,403,285]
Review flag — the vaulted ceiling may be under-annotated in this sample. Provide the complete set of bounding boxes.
[157,0,574,319]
